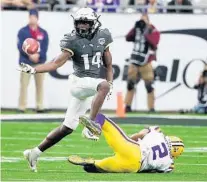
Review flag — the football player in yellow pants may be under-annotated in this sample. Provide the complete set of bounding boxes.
[69,113,142,173]
[68,114,184,173]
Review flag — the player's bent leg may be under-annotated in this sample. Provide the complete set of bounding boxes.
[95,154,138,173]
[24,124,73,172]
[38,96,88,152]
[89,81,110,120]
[38,125,73,152]
[94,114,141,172]
[96,114,139,154]
[24,94,90,172]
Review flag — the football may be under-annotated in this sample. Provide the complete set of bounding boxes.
[22,38,39,55]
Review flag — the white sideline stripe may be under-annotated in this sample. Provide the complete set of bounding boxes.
[122,124,207,128]
[16,131,87,137]
[2,156,207,166]
[15,131,207,139]
[3,181,205,182]
[1,114,65,120]
[1,113,207,120]
[2,150,207,157]
[3,136,207,145]
[1,151,111,155]
[0,137,93,142]
[177,163,207,166]
[2,149,207,156]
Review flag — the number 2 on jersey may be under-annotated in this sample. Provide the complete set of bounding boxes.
[151,142,168,160]
[81,52,102,70]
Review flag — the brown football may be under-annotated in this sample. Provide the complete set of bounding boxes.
[22,38,39,55]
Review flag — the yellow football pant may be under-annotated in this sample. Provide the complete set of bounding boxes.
[94,118,141,173]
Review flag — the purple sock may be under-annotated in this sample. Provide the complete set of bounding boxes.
[95,113,105,128]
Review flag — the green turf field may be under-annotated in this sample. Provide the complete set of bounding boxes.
[1,122,207,181]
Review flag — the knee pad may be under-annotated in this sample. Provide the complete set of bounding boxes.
[127,80,135,91]
[145,81,154,93]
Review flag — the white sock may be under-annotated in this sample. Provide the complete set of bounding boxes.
[33,147,42,156]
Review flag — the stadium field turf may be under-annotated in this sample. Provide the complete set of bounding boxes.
[1,122,207,181]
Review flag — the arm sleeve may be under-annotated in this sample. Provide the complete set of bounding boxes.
[17,29,28,56]
[126,28,135,42]
[145,28,160,49]
[39,31,49,61]
[60,34,74,56]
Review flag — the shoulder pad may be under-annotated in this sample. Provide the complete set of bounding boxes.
[100,28,111,36]
[60,31,76,54]
[62,32,76,42]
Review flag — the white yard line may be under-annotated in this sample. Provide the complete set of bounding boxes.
[14,131,207,139]
[0,137,86,142]
[2,149,206,157]
[1,156,207,164]
[1,151,111,155]
[1,113,207,120]
[4,181,206,182]
[177,163,207,166]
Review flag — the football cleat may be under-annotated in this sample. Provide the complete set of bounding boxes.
[79,116,102,136]
[23,149,39,172]
[68,155,94,166]
[82,127,99,141]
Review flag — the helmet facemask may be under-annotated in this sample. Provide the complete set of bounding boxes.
[72,8,101,39]
[167,136,184,158]
[74,19,96,38]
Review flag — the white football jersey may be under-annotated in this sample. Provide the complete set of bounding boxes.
[138,127,174,173]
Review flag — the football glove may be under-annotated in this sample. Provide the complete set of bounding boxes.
[17,63,36,74]
[107,81,113,100]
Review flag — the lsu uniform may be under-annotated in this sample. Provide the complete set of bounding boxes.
[138,127,174,173]
[93,115,173,173]
[59,29,113,130]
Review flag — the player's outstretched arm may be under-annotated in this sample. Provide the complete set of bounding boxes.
[34,51,71,73]
[130,128,150,141]
[130,126,162,141]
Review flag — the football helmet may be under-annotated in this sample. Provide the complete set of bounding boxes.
[72,7,101,38]
[168,136,184,158]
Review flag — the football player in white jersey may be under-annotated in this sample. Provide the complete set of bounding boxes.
[19,8,113,172]
[68,113,184,173]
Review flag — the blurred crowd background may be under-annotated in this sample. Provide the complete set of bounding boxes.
[1,0,207,13]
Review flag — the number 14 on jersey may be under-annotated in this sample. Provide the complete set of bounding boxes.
[81,52,102,70]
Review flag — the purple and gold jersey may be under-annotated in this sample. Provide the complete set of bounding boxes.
[138,127,174,173]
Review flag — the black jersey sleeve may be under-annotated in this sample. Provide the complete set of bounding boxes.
[101,28,113,50]
[60,33,75,56]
